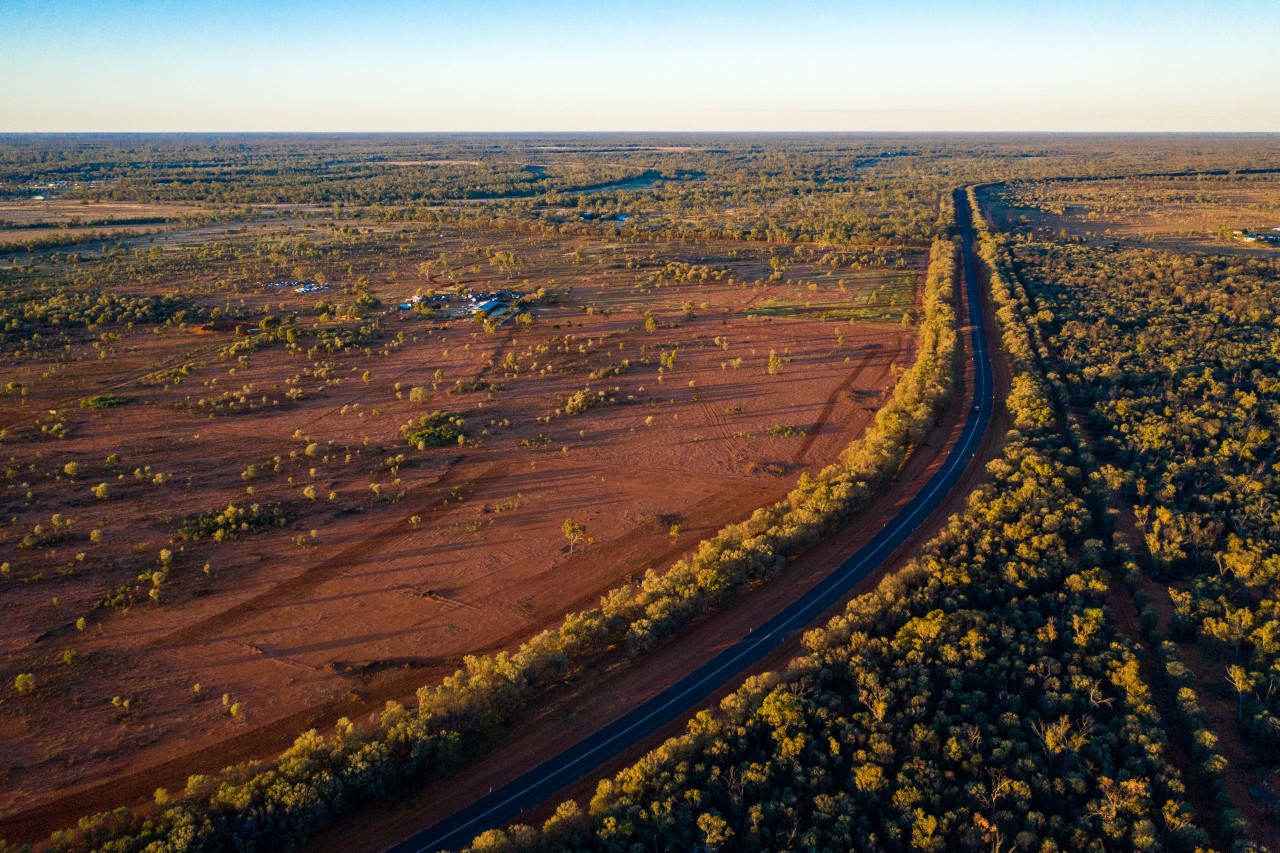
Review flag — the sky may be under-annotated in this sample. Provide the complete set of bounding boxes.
[1,0,1277,132]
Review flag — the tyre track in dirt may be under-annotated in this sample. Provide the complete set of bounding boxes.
[152,458,503,649]
[0,452,791,845]
[693,389,747,460]
[790,347,882,465]
[0,339,225,431]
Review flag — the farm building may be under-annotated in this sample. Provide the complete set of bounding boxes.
[470,298,504,315]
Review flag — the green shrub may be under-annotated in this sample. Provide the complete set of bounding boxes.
[80,393,134,409]
[402,411,465,448]
[177,503,289,541]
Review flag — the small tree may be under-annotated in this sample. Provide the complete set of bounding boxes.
[1227,665,1258,719]
[698,813,734,851]
[563,518,588,554]
[14,673,35,695]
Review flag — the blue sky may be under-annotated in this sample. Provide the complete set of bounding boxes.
[1,0,1277,131]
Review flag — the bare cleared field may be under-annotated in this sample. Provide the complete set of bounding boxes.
[0,217,921,819]
[989,175,1280,254]
[0,200,217,252]
[0,199,207,226]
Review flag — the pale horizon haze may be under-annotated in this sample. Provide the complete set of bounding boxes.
[1,0,1278,132]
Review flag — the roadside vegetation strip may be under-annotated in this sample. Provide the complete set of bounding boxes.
[452,190,1206,853]
[38,207,960,853]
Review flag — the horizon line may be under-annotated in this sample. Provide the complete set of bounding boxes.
[3,129,1280,136]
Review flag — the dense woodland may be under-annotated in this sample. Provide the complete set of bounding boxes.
[1010,222,1280,828]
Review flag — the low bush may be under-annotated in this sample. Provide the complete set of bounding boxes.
[402,411,465,449]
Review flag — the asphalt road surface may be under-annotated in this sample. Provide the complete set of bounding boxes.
[390,189,995,853]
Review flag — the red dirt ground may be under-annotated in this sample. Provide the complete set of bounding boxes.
[0,227,920,843]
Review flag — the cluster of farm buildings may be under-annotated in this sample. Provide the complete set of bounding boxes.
[1234,228,1280,245]
[396,288,527,323]
[265,279,331,294]
[259,277,527,324]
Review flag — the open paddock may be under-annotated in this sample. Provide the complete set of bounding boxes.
[0,219,922,817]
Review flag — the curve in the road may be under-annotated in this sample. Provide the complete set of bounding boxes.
[391,189,994,853]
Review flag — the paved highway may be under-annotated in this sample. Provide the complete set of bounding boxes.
[390,189,994,853]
